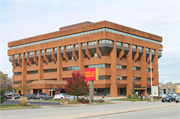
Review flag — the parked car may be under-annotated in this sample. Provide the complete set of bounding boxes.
[14,94,20,99]
[159,94,167,98]
[161,95,175,102]
[54,93,67,100]
[27,94,33,99]
[4,95,8,99]
[175,95,180,103]
[34,93,53,100]
[32,93,37,99]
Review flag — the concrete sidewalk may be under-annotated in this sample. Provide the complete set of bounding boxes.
[35,103,180,119]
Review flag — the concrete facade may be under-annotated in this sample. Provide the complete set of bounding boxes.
[8,21,163,96]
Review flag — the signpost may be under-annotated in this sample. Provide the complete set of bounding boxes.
[84,68,98,100]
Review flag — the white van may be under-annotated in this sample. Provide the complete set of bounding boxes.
[54,93,67,100]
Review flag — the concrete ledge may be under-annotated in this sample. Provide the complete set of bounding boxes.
[35,103,180,119]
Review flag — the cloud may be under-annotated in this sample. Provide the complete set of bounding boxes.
[0,1,179,81]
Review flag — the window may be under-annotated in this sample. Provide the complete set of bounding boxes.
[146,48,150,52]
[9,55,12,58]
[133,66,141,71]
[14,81,22,84]
[85,64,110,68]
[27,70,38,74]
[9,28,161,50]
[117,65,126,69]
[14,72,22,75]
[60,46,63,50]
[54,48,57,51]
[82,43,86,47]
[24,53,27,56]
[14,54,18,58]
[132,45,136,49]
[151,49,155,53]
[88,41,96,46]
[36,51,38,55]
[99,39,113,44]
[66,45,73,49]
[43,79,57,80]
[139,46,143,50]
[29,51,34,55]
[133,77,141,81]
[63,66,79,71]
[173,89,176,93]
[98,75,111,80]
[41,50,44,53]
[116,41,122,46]
[117,76,127,80]
[91,53,98,57]
[124,43,129,48]
[158,50,162,54]
[75,44,79,48]
[27,80,38,84]
[44,68,57,73]
[117,65,122,69]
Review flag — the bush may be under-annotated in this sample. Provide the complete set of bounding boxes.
[1,90,5,103]
[127,93,131,99]
[131,94,138,99]
[99,99,104,103]
[68,100,73,104]
[78,98,90,104]
[19,97,27,106]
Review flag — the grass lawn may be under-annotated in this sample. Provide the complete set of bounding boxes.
[110,98,161,102]
[27,99,64,102]
[0,104,41,110]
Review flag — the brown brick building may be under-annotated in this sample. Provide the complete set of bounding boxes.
[8,21,163,97]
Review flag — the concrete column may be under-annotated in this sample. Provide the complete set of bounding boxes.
[22,53,27,84]
[126,44,133,96]
[79,43,84,74]
[141,47,147,96]
[110,40,118,97]
[89,81,94,100]
[153,50,159,86]
[38,50,43,80]
[57,47,62,80]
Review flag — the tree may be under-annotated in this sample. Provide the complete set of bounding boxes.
[15,83,32,96]
[131,87,136,95]
[0,71,7,90]
[167,82,173,84]
[65,70,89,100]
[1,90,5,103]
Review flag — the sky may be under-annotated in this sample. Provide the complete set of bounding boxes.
[0,0,179,84]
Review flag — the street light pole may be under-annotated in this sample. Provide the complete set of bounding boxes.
[150,53,153,101]
[12,75,14,100]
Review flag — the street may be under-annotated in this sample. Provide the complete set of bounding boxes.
[0,101,179,119]
[85,106,180,119]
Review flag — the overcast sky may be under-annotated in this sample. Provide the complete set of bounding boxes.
[0,0,179,84]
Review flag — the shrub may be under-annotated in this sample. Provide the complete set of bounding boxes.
[62,100,65,103]
[1,90,5,103]
[68,100,73,104]
[78,98,90,104]
[99,99,104,103]
[19,97,27,106]
[127,93,131,99]
[75,98,78,104]
[91,99,95,102]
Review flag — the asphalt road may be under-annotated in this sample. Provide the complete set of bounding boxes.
[1,101,179,119]
[85,106,180,119]
[1,100,61,106]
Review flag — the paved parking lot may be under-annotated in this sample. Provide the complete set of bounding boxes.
[1,100,61,106]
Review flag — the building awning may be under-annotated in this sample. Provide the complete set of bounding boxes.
[134,87,147,90]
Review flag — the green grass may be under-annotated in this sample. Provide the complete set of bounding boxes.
[0,104,41,110]
[27,99,64,102]
[110,98,161,102]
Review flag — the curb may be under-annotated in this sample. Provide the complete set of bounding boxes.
[35,103,180,119]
